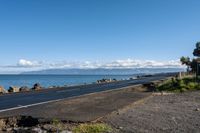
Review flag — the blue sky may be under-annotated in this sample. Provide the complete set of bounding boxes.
[0,0,199,72]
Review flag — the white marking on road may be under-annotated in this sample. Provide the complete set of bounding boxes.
[0,99,64,113]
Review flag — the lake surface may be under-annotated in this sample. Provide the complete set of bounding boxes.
[0,75,135,89]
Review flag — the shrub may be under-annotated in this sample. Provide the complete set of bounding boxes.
[156,77,200,92]
[73,123,112,133]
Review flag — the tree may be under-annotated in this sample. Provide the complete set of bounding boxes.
[193,42,200,56]
[190,59,198,73]
[180,56,191,72]
[180,42,200,74]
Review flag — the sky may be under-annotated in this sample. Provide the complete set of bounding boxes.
[0,0,199,73]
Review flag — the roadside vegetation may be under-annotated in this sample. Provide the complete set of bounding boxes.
[73,123,112,133]
[156,42,200,93]
[156,77,200,93]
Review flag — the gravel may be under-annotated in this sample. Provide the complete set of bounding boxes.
[103,91,200,133]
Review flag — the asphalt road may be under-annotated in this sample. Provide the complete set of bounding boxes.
[0,73,175,113]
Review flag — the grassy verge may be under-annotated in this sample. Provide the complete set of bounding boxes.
[73,123,112,133]
[156,77,200,93]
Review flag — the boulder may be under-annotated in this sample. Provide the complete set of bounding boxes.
[0,119,6,130]
[97,78,115,84]
[32,83,42,90]
[19,86,30,92]
[8,86,20,93]
[0,86,7,94]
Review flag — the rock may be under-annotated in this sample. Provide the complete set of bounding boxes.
[42,124,57,132]
[0,119,6,131]
[8,86,20,93]
[113,78,117,81]
[60,130,72,133]
[7,117,18,128]
[97,78,115,84]
[195,108,200,111]
[19,86,30,92]
[117,126,123,130]
[0,86,7,94]
[6,128,13,132]
[32,127,45,133]
[32,83,42,91]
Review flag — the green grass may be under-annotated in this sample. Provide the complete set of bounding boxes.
[73,123,112,133]
[156,77,200,93]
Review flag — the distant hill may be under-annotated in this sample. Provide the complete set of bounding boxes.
[21,68,185,75]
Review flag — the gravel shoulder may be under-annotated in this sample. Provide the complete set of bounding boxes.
[103,91,200,133]
[0,85,151,122]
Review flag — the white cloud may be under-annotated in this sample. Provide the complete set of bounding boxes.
[0,58,185,73]
[101,59,183,68]
[41,59,184,69]
[17,59,42,68]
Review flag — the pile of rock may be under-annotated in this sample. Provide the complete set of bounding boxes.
[0,116,73,133]
[19,86,30,92]
[8,86,20,93]
[0,83,43,95]
[32,83,42,91]
[0,86,7,94]
[97,78,117,84]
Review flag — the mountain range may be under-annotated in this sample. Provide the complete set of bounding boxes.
[21,68,185,75]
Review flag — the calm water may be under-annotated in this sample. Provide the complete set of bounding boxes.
[0,75,134,89]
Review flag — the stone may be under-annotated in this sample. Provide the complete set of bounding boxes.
[32,127,44,133]
[42,124,57,132]
[7,117,18,128]
[19,86,30,92]
[117,126,123,130]
[0,119,6,131]
[0,86,7,94]
[60,130,72,133]
[8,86,20,93]
[6,128,13,132]
[32,83,42,91]
[97,78,115,84]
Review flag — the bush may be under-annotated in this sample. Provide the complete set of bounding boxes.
[73,123,112,133]
[156,77,200,93]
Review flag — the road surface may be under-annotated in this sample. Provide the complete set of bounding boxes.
[0,73,175,114]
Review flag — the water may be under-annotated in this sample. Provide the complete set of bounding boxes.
[0,75,135,89]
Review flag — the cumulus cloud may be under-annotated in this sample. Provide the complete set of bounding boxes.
[40,59,184,69]
[99,59,183,69]
[17,59,42,68]
[0,59,184,73]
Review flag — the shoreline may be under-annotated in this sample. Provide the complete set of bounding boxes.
[0,74,135,91]
[0,72,177,96]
